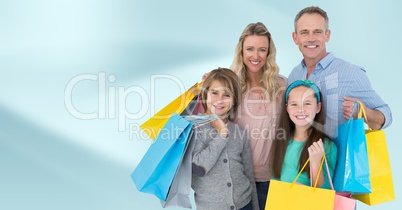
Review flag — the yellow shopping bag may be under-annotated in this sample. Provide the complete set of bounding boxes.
[140,82,203,140]
[352,101,395,205]
[265,157,335,210]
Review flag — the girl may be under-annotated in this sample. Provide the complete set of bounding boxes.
[192,68,259,210]
[270,80,337,188]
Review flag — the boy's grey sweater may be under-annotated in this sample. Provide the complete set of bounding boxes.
[191,121,259,210]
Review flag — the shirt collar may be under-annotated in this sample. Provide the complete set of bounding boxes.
[300,52,335,70]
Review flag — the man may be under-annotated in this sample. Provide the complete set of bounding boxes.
[288,6,392,136]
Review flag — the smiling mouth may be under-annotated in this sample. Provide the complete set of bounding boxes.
[213,105,225,110]
[250,60,260,65]
[295,115,307,119]
[305,45,318,49]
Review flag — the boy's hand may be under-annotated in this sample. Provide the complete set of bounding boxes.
[210,118,228,138]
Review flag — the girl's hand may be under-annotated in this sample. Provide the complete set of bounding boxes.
[210,118,228,138]
[308,139,325,187]
[308,139,324,165]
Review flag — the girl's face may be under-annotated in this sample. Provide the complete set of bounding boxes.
[205,80,234,118]
[286,86,321,128]
[242,35,269,74]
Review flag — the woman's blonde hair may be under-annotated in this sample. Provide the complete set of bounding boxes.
[230,22,280,102]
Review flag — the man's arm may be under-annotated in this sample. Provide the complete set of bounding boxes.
[342,96,385,130]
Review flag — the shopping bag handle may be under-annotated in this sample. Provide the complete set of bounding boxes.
[322,155,335,190]
[356,101,371,130]
[308,155,336,190]
[196,81,204,89]
[349,101,359,121]
[349,101,369,128]
[183,114,219,128]
[187,81,204,95]
[291,154,325,189]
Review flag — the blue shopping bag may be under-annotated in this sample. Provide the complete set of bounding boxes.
[131,113,192,201]
[160,114,218,208]
[333,101,371,193]
[160,130,195,208]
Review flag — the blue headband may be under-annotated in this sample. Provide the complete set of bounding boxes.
[285,79,321,103]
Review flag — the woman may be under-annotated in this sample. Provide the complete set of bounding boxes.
[230,22,286,210]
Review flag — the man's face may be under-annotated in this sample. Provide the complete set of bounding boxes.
[292,13,331,64]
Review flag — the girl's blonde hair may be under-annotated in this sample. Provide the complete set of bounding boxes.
[230,22,280,102]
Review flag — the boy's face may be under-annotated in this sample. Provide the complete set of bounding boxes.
[205,80,233,118]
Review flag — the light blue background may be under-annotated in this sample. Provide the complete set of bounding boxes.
[0,0,400,209]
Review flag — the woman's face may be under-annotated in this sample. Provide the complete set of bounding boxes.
[242,35,269,74]
[205,80,234,118]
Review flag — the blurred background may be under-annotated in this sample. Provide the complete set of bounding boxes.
[0,0,400,209]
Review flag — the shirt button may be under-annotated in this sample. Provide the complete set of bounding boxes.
[223,159,228,163]
[230,206,235,210]
[227,182,232,187]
